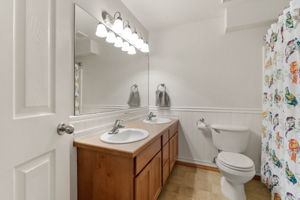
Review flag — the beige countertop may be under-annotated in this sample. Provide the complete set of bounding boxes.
[74,119,179,158]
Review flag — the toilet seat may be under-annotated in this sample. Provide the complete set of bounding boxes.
[217,152,254,172]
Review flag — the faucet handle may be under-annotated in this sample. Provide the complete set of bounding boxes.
[114,119,123,124]
[115,119,125,127]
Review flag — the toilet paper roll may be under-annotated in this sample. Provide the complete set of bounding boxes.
[197,121,208,129]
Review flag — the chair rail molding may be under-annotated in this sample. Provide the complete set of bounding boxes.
[149,105,261,114]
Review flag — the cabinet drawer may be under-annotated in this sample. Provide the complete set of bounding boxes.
[169,122,178,138]
[162,130,169,145]
[162,160,170,185]
[162,143,169,165]
[135,139,161,175]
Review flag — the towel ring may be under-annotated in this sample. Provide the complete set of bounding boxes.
[131,84,138,91]
[157,83,166,91]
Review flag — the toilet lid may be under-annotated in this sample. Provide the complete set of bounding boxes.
[218,152,254,170]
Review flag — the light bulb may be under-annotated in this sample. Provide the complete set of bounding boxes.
[112,18,123,34]
[122,26,132,40]
[114,36,123,48]
[130,32,139,44]
[141,43,149,53]
[128,46,136,55]
[135,38,144,49]
[95,23,107,38]
[106,31,116,43]
[121,42,130,52]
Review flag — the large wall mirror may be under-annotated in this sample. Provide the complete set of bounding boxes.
[74,5,149,115]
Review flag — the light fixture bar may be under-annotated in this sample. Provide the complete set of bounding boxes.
[96,11,149,54]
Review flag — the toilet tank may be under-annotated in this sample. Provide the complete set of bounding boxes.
[210,124,250,153]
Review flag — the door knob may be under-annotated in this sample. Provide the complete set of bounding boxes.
[57,123,75,135]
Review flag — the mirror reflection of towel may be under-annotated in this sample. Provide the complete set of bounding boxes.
[128,90,140,107]
[156,90,170,107]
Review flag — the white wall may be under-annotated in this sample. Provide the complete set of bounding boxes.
[149,17,267,174]
[150,17,265,108]
[225,0,289,32]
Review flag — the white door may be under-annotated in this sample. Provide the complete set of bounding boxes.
[0,0,73,199]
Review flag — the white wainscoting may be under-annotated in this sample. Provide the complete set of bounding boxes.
[70,107,148,140]
[81,104,133,115]
[149,106,262,174]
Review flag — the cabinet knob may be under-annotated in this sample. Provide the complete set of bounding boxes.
[57,123,75,135]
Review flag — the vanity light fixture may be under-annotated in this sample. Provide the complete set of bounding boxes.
[114,36,123,48]
[112,12,123,34]
[122,21,132,40]
[141,42,149,53]
[130,30,139,45]
[95,23,108,38]
[135,37,144,49]
[96,10,149,53]
[121,41,130,51]
[128,45,136,55]
[106,31,116,43]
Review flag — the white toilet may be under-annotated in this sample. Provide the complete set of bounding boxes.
[211,124,255,200]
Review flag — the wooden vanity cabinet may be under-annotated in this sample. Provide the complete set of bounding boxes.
[76,121,178,200]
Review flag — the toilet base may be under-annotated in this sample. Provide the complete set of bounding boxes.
[220,176,246,200]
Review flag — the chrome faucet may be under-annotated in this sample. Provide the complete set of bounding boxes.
[147,112,156,120]
[108,120,125,134]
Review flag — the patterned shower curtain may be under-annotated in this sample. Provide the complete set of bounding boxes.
[262,1,300,199]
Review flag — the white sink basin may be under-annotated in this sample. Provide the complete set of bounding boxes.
[143,117,171,124]
[100,128,149,144]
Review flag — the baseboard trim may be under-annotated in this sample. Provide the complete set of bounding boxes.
[176,160,261,181]
[176,160,219,172]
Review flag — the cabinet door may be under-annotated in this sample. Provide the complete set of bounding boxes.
[169,133,178,171]
[162,160,170,185]
[175,133,179,158]
[162,143,169,165]
[135,152,162,200]
[169,136,175,171]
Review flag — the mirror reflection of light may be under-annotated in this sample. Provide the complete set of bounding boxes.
[95,11,149,54]
[141,43,149,53]
[95,23,107,38]
[106,31,116,43]
[114,37,123,48]
[130,32,139,45]
[135,38,144,49]
[122,26,132,40]
[121,42,130,52]
[128,46,136,55]
[112,18,123,34]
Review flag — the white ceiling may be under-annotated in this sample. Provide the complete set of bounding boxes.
[121,0,225,31]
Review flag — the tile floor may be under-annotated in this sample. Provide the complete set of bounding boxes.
[158,165,271,200]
